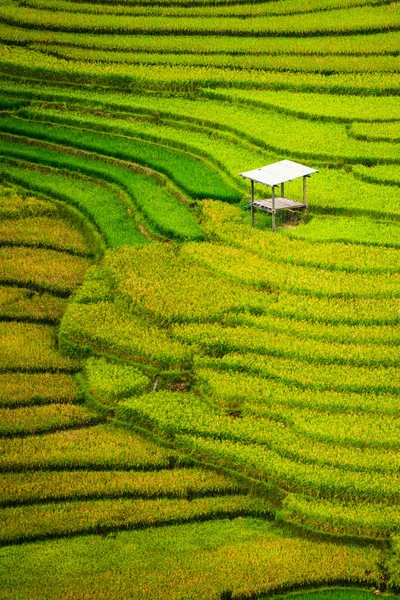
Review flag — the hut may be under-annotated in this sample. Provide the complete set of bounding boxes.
[239,159,318,231]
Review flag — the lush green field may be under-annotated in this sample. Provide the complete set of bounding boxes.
[0,0,399,597]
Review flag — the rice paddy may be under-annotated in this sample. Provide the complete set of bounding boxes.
[0,0,399,597]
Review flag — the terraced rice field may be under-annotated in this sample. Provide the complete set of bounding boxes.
[0,0,399,597]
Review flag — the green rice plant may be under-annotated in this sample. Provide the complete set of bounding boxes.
[200,201,400,273]
[285,215,400,247]
[350,121,400,143]
[223,313,400,346]
[0,322,80,373]
[1,20,399,57]
[0,216,91,255]
[117,389,400,475]
[16,0,391,18]
[207,88,400,122]
[0,135,205,241]
[0,372,80,408]
[0,246,89,295]
[0,285,67,323]
[0,186,102,256]
[31,44,400,75]
[181,242,400,299]
[105,244,265,324]
[60,299,192,369]
[1,162,146,248]
[0,468,244,506]
[212,352,400,395]
[281,493,400,538]
[15,92,400,167]
[72,266,114,304]
[1,4,397,37]
[280,408,400,450]
[0,188,60,219]
[19,105,261,191]
[0,404,102,437]
[354,164,400,188]
[0,519,382,600]
[266,291,400,326]
[118,175,204,240]
[389,535,400,591]
[178,434,400,502]
[0,494,269,544]
[0,46,397,96]
[0,114,239,203]
[84,357,151,404]
[197,368,400,416]
[172,322,399,367]
[0,423,184,472]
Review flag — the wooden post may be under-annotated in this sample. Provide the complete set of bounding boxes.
[271,186,276,232]
[303,176,307,208]
[280,182,285,198]
[251,180,254,226]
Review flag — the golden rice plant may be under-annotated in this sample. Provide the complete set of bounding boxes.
[0,404,102,436]
[0,372,80,408]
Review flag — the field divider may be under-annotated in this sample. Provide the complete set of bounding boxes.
[0,277,72,299]
[0,314,60,326]
[0,472,247,509]
[0,418,105,440]
[0,366,80,375]
[0,239,93,258]
[204,355,400,396]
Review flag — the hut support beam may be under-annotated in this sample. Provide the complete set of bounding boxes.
[272,186,276,232]
[303,176,307,208]
[251,180,254,226]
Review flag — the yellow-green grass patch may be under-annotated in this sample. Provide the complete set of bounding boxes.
[60,300,192,369]
[0,322,80,372]
[106,244,267,323]
[281,493,400,538]
[0,285,67,323]
[198,368,400,416]
[0,372,80,408]
[225,313,400,347]
[84,357,151,404]
[117,390,400,475]
[0,424,187,471]
[0,189,59,219]
[0,519,382,600]
[201,200,400,274]
[178,434,400,503]
[0,468,244,506]
[211,352,400,395]
[172,322,398,367]
[0,495,269,544]
[0,216,91,255]
[0,246,89,295]
[182,242,400,299]
[0,404,102,437]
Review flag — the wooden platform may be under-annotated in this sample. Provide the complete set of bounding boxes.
[253,198,306,213]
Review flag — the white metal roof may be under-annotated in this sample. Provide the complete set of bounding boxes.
[239,160,318,187]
